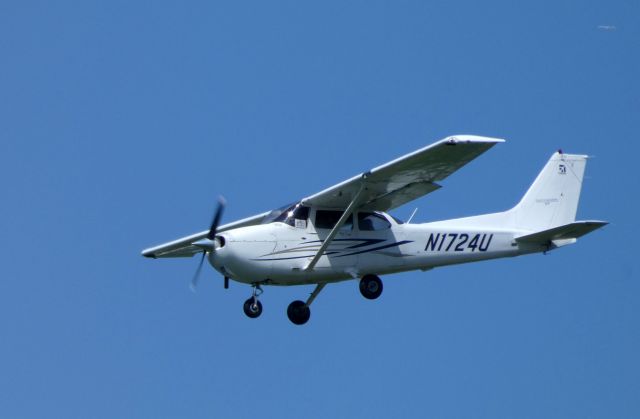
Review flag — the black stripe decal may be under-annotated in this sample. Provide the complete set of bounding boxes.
[302,238,386,249]
[254,240,413,261]
[335,240,413,257]
[258,238,386,258]
[253,251,340,262]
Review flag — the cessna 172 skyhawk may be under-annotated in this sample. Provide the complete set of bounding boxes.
[142,135,606,325]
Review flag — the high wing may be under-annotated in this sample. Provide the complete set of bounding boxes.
[301,135,504,211]
[142,211,270,258]
[142,135,503,260]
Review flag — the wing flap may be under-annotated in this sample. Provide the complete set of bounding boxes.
[361,181,441,210]
[368,135,502,183]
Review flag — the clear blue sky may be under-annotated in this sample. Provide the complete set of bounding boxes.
[1,1,638,418]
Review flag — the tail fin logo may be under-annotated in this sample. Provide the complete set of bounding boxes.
[558,164,567,175]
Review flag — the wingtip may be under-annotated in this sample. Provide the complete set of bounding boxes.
[447,135,506,144]
[141,249,157,258]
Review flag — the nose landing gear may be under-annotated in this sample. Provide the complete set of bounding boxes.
[242,284,263,318]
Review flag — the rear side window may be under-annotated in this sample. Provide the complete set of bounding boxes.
[358,212,391,231]
[315,210,353,231]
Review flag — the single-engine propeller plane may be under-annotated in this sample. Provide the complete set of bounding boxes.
[142,135,606,325]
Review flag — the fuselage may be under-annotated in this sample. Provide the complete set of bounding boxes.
[210,210,543,286]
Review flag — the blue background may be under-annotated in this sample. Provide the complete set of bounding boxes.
[1,1,637,418]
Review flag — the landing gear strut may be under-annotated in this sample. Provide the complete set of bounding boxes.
[243,284,263,318]
[359,274,383,300]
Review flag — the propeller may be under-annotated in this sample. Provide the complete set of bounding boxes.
[190,251,207,291]
[190,196,226,291]
[207,196,226,240]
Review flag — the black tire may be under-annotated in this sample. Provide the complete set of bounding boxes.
[359,275,383,300]
[243,298,263,318]
[287,300,310,325]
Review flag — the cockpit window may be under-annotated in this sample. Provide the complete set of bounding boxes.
[283,205,309,228]
[262,202,296,224]
[264,203,310,228]
[315,210,353,231]
[358,212,391,231]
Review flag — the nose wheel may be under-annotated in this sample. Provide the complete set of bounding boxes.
[243,298,262,318]
[243,284,263,318]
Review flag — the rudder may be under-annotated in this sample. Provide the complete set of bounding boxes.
[511,152,588,231]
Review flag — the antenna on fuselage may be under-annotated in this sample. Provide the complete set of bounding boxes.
[407,208,419,224]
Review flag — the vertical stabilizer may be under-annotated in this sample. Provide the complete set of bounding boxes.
[511,152,588,231]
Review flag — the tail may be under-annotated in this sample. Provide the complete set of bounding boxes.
[428,150,607,245]
[510,151,588,231]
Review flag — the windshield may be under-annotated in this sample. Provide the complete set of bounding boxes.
[262,202,310,227]
[262,202,296,224]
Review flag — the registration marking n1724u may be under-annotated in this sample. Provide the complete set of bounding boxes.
[425,233,493,252]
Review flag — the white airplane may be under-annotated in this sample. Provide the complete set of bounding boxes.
[142,135,606,325]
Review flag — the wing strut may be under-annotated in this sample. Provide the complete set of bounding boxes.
[304,179,367,271]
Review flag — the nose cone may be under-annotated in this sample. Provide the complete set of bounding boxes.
[207,233,246,281]
[208,234,229,268]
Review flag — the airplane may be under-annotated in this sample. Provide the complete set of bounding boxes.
[142,135,607,325]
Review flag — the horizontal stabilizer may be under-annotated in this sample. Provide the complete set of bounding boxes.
[515,220,608,245]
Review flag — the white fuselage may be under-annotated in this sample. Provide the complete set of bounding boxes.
[210,213,544,286]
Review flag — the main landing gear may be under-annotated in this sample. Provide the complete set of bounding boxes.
[359,274,383,300]
[287,283,325,325]
[287,300,310,325]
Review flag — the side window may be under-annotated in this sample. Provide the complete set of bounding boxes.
[358,212,391,231]
[315,210,353,231]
